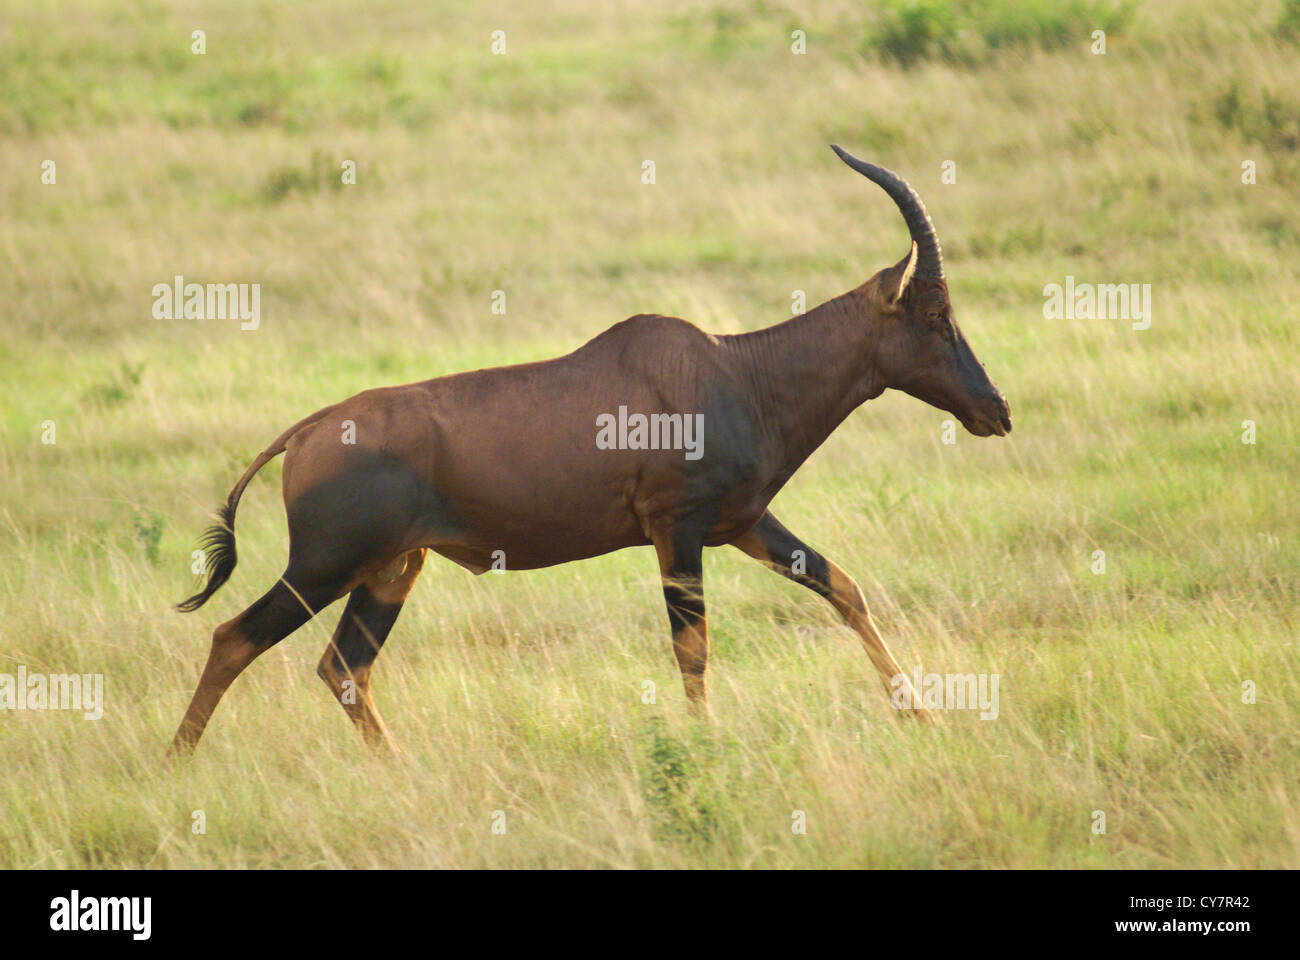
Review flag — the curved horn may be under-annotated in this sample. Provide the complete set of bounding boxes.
[830,144,944,281]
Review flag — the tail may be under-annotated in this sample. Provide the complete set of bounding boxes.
[176,407,336,612]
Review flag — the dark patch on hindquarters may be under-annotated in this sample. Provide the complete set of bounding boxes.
[283,447,463,586]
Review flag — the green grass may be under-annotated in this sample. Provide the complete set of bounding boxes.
[0,0,1297,868]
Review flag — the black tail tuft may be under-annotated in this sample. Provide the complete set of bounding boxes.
[176,499,239,612]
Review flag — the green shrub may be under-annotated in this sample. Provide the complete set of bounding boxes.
[82,362,144,409]
[1279,0,1300,41]
[1210,80,1300,153]
[134,511,164,567]
[638,716,741,850]
[262,149,348,202]
[865,0,1137,68]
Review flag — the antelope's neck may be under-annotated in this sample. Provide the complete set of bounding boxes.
[721,288,883,482]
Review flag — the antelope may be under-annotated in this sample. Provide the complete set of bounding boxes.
[172,145,1011,754]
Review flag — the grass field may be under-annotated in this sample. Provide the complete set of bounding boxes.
[1,0,1297,868]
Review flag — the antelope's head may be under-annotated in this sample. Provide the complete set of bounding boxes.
[833,145,1011,437]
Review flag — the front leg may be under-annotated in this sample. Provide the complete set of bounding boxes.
[651,522,709,710]
[732,510,932,721]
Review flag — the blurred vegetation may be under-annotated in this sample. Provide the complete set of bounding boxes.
[863,0,1137,67]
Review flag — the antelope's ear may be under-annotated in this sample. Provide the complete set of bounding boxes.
[884,242,919,303]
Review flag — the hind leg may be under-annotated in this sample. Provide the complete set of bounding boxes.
[317,549,426,751]
[171,575,342,755]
